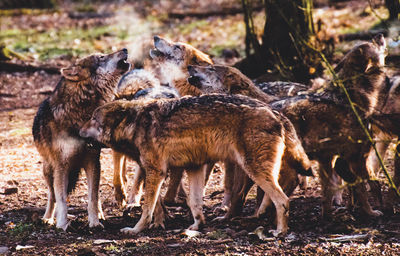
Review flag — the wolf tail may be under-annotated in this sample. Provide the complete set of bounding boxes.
[281,115,314,177]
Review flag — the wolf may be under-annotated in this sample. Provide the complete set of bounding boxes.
[80,94,312,236]
[149,36,223,206]
[190,35,388,219]
[370,75,400,202]
[271,34,388,217]
[187,65,277,103]
[187,64,313,219]
[149,35,214,96]
[112,69,180,207]
[32,49,130,230]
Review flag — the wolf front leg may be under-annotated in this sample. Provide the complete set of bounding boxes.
[42,161,56,225]
[53,165,70,231]
[84,149,105,228]
[113,151,128,208]
[187,165,206,230]
[121,167,166,235]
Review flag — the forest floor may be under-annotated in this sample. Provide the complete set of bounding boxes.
[1,0,400,255]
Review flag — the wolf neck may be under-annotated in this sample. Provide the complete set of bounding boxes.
[339,67,386,116]
[51,77,118,128]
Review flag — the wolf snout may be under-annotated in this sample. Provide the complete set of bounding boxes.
[79,128,89,138]
[187,65,197,75]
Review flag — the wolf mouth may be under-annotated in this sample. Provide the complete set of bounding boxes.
[117,57,130,71]
[187,75,202,87]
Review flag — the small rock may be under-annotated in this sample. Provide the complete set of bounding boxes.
[181,229,201,238]
[0,246,9,254]
[0,187,18,195]
[16,245,34,251]
[167,243,182,248]
[93,239,114,245]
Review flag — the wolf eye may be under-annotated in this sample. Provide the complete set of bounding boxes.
[100,55,105,60]
[174,45,181,50]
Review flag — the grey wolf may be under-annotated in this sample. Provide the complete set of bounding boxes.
[272,34,388,217]
[187,64,277,103]
[113,69,179,207]
[149,36,218,206]
[32,49,130,230]
[80,94,312,236]
[186,64,310,220]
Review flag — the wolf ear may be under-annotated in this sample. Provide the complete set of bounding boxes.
[61,65,90,82]
[372,33,386,47]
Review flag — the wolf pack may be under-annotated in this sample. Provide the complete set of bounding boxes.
[32,33,400,237]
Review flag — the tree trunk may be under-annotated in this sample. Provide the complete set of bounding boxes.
[385,0,400,20]
[236,0,323,82]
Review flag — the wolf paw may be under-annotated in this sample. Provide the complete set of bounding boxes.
[120,227,139,235]
[188,223,199,231]
[213,205,229,215]
[149,222,165,230]
[56,220,70,231]
[126,202,141,211]
[89,220,104,229]
[369,209,383,217]
[268,229,286,238]
[211,216,227,223]
[42,217,55,226]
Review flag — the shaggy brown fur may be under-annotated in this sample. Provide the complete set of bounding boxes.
[187,65,277,103]
[80,94,312,236]
[112,69,180,207]
[32,49,130,230]
[215,34,388,220]
[186,64,313,220]
[149,35,214,96]
[272,34,388,217]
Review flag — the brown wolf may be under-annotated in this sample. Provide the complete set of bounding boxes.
[190,35,388,219]
[370,75,400,202]
[80,94,312,236]
[187,64,314,219]
[187,65,277,103]
[32,49,130,230]
[149,35,214,96]
[113,69,179,207]
[149,36,219,206]
[271,34,388,217]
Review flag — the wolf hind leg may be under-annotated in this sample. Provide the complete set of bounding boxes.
[83,149,104,228]
[113,151,128,208]
[43,161,56,225]
[53,165,70,230]
[127,164,145,208]
[187,165,206,230]
[121,167,166,235]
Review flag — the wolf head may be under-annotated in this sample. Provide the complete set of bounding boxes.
[150,36,213,68]
[61,49,130,85]
[187,64,255,94]
[334,34,387,75]
[80,100,135,147]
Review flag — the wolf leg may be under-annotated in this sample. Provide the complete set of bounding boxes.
[113,151,127,207]
[164,168,184,205]
[84,149,104,228]
[187,165,206,230]
[53,166,69,230]
[127,165,145,208]
[43,161,56,225]
[121,167,166,235]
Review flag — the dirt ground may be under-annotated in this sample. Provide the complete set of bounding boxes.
[1,1,400,255]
